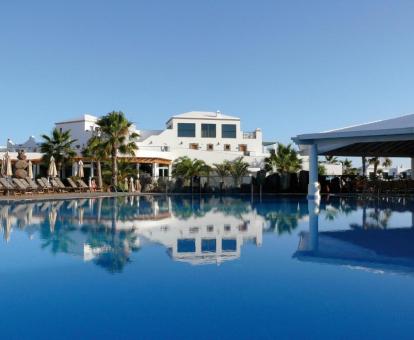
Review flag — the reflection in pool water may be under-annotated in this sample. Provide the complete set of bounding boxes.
[2,195,414,338]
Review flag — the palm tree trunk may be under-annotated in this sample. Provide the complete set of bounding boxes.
[112,151,118,187]
[57,162,62,178]
[97,160,103,189]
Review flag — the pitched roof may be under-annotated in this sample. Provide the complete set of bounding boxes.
[293,113,414,142]
[325,113,414,133]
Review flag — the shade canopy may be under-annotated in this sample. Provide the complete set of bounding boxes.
[292,113,414,157]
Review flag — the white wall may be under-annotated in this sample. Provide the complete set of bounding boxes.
[138,116,265,167]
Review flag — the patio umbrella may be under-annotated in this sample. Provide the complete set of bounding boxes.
[129,177,135,193]
[0,154,5,177]
[27,160,33,179]
[78,160,84,178]
[48,156,58,178]
[124,177,128,191]
[5,152,12,177]
[135,179,141,193]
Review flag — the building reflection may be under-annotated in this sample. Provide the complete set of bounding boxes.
[4,194,414,274]
[0,196,265,272]
[294,196,414,276]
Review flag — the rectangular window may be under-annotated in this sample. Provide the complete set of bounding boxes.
[239,144,247,152]
[222,239,237,252]
[177,123,196,137]
[224,144,231,151]
[222,124,236,138]
[201,239,216,253]
[177,239,195,253]
[207,144,214,151]
[201,124,216,138]
[189,143,198,150]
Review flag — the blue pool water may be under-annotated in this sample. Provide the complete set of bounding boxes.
[1,195,414,339]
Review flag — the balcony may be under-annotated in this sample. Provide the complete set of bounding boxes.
[243,132,256,139]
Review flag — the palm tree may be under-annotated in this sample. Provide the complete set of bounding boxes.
[95,111,139,187]
[368,157,392,177]
[264,143,302,174]
[83,135,107,189]
[172,157,209,193]
[102,160,137,189]
[40,128,77,175]
[228,157,250,188]
[325,155,339,164]
[341,158,356,175]
[213,161,231,191]
[318,163,327,176]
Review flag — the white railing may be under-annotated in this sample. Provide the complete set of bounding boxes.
[243,132,256,139]
[138,145,170,152]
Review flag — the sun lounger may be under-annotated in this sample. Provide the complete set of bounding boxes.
[14,178,36,194]
[25,178,44,193]
[0,178,20,195]
[67,178,84,192]
[13,178,34,194]
[77,179,90,192]
[0,182,6,195]
[50,178,68,193]
[55,178,77,192]
[41,177,58,192]
[37,178,54,193]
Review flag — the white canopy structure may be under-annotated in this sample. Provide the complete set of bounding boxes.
[292,113,414,198]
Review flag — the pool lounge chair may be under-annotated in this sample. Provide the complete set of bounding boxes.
[25,178,45,193]
[13,178,35,194]
[50,178,69,193]
[77,179,90,192]
[0,182,6,195]
[36,178,54,193]
[55,178,77,192]
[67,178,86,192]
[0,178,20,195]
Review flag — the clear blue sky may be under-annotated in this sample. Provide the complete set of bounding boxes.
[1,0,414,152]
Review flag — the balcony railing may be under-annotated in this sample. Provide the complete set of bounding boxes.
[243,132,256,139]
[139,145,170,152]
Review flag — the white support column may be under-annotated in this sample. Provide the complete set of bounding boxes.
[136,163,140,178]
[308,143,320,200]
[168,163,172,180]
[411,158,414,180]
[152,163,159,180]
[90,161,95,178]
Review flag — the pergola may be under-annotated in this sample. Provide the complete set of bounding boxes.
[292,113,414,198]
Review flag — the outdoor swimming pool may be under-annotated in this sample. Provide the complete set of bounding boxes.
[1,195,414,339]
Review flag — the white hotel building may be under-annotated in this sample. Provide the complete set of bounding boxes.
[52,110,267,178]
[2,110,342,179]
